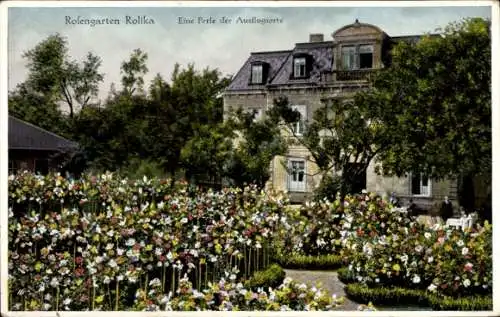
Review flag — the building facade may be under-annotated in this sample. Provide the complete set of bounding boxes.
[223,20,457,209]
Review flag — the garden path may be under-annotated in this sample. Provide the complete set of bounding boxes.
[284,269,432,311]
[284,269,361,310]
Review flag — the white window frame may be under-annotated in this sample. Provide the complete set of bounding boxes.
[410,172,432,197]
[294,57,307,78]
[251,65,263,84]
[290,105,307,136]
[287,158,307,192]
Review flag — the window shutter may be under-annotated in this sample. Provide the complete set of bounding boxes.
[306,55,314,77]
[262,63,270,83]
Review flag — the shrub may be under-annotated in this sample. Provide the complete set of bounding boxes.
[427,293,492,311]
[344,283,492,311]
[274,254,344,270]
[133,275,345,311]
[244,264,286,290]
[345,283,428,307]
[338,193,493,298]
[7,172,286,311]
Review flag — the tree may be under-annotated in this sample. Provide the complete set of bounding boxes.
[269,95,391,206]
[120,48,149,96]
[20,33,104,118]
[368,18,491,212]
[225,104,288,189]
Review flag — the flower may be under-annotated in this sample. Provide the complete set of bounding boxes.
[463,279,471,287]
[427,284,437,292]
[412,275,421,284]
[462,247,469,255]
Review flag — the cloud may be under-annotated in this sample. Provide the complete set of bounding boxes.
[8,5,491,101]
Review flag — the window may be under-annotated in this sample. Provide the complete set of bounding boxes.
[294,57,307,78]
[411,173,431,196]
[341,46,356,70]
[251,65,263,84]
[359,45,373,69]
[288,159,306,192]
[341,44,374,70]
[291,105,306,135]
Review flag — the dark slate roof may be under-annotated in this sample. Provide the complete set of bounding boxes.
[226,31,435,92]
[270,42,333,86]
[226,42,333,91]
[9,116,79,151]
[226,50,291,91]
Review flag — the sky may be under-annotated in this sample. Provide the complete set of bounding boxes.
[7,4,492,102]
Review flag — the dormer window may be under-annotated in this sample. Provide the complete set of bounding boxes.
[291,53,313,79]
[249,62,269,85]
[341,44,374,70]
[251,64,263,84]
[294,57,307,78]
[359,45,373,69]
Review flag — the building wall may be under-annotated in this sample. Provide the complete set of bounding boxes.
[366,160,458,211]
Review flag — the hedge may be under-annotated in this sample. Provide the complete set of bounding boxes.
[274,254,344,270]
[244,264,286,290]
[345,283,492,311]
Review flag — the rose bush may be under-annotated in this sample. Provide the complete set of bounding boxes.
[338,194,492,298]
[8,172,286,310]
[133,275,344,311]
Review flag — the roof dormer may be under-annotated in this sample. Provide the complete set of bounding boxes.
[249,61,270,85]
[290,53,313,80]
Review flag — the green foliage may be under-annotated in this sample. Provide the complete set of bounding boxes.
[120,48,148,96]
[274,254,344,270]
[371,18,491,179]
[225,103,288,189]
[119,158,167,179]
[19,33,104,117]
[313,175,342,202]
[244,264,286,290]
[337,267,356,284]
[426,293,492,311]
[270,94,387,203]
[345,283,492,311]
[339,194,493,297]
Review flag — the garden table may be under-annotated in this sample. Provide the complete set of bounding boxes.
[445,214,477,230]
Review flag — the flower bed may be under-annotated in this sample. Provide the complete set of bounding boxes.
[134,275,344,311]
[338,194,493,299]
[8,172,288,310]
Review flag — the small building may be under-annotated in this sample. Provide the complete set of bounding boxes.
[8,115,79,175]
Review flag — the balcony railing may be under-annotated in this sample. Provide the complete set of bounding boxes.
[321,69,377,83]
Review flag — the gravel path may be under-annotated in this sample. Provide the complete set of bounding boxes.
[284,269,361,310]
[284,269,432,311]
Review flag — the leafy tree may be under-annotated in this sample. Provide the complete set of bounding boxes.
[180,123,234,187]
[368,17,491,212]
[20,33,104,118]
[225,105,288,189]
[269,96,391,206]
[120,48,149,96]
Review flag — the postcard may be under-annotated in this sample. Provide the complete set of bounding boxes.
[1,1,498,316]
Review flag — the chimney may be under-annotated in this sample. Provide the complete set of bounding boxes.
[309,33,324,43]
